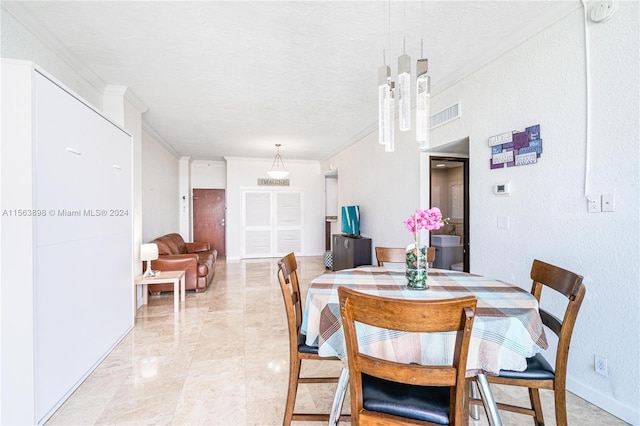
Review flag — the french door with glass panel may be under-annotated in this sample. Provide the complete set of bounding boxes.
[241,189,303,258]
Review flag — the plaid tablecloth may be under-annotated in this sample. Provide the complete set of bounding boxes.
[301,267,548,376]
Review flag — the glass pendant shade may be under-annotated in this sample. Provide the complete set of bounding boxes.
[378,65,392,146]
[267,144,289,179]
[416,59,431,149]
[385,81,395,152]
[267,169,289,179]
[398,53,411,131]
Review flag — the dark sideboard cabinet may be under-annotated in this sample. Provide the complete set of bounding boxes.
[332,234,372,271]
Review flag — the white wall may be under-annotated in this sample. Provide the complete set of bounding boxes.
[323,126,423,253]
[191,160,226,189]
[324,5,639,424]
[225,157,324,260]
[141,130,180,242]
[433,7,639,423]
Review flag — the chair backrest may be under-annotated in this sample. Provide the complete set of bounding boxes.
[278,252,303,344]
[338,286,477,425]
[375,246,436,267]
[375,247,405,266]
[530,259,585,382]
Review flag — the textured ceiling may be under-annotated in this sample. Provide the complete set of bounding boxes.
[3,1,579,161]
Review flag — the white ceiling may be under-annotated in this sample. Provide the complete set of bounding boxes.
[3,1,580,162]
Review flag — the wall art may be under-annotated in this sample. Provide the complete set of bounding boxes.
[489,124,542,169]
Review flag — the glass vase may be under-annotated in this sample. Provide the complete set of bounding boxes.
[406,243,428,290]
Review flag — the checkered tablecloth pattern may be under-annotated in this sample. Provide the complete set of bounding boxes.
[301,267,548,376]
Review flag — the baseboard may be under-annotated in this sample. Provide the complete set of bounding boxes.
[567,376,639,425]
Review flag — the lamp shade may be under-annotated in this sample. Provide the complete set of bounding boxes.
[267,170,289,179]
[140,243,159,261]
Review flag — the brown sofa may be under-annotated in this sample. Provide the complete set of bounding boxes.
[147,233,217,294]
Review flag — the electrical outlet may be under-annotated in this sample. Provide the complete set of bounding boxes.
[595,355,608,376]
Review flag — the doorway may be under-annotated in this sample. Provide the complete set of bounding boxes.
[193,189,226,257]
[429,157,470,272]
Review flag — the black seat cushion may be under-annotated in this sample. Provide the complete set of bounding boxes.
[498,353,555,380]
[361,374,452,425]
[297,332,319,354]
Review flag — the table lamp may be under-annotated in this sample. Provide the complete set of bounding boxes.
[140,243,159,278]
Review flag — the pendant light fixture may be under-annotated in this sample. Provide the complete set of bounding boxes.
[378,63,395,151]
[416,57,431,148]
[378,1,430,151]
[267,144,289,179]
[378,0,395,152]
[398,2,411,132]
[398,42,411,132]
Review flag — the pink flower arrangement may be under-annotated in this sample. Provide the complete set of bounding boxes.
[404,207,447,243]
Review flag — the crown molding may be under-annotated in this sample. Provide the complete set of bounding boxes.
[104,85,148,114]
[191,159,226,165]
[224,156,320,165]
[142,122,181,159]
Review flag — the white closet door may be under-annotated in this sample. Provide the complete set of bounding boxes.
[32,71,133,422]
[275,192,302,255]
[242,189,303,258]
[243,191,272,257]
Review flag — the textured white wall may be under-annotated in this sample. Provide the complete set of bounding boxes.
[430,7,639,422]
[322,123,423,256]
[141,131,179,242]
[326,5,639,423]
[191,160,226,189]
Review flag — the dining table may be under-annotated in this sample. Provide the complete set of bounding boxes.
[301,266,549,426]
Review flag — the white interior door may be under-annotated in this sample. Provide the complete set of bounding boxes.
[242,189,303,258]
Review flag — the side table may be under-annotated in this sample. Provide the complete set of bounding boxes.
[134,270,186,313]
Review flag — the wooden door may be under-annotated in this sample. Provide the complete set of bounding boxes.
[193,189,226,257]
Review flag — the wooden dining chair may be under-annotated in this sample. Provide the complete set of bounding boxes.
[469,259,585,426]
[338,286,477,425]
[277,252,347,425]
[375,246,436,267]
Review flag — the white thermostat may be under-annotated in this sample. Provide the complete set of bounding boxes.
[494,181,511,196]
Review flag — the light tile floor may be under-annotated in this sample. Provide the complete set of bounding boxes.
[47,257,628,425]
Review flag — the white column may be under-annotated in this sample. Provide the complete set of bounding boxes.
[103,85,147,312]
[179,156,192,240]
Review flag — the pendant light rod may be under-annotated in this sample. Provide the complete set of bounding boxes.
[421,0,425,57]
[267,143,289,179]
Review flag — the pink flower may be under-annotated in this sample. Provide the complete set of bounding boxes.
[403,217,417,234]
[404,207,447,239]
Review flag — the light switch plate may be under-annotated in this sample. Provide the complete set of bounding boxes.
[602,194,615,212]
[497,216,510,229]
